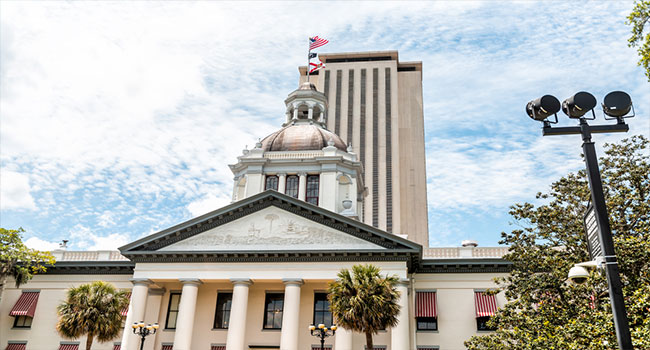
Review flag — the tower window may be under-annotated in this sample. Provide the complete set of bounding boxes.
[285,175,299,198]
[306,175,320,205]
[265,175,279,191]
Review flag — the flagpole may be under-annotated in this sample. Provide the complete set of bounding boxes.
[307,37,311,83]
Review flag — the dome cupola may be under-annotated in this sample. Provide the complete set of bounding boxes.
[229,83,365,219]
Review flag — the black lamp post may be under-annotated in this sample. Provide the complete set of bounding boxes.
[131,321,159,350]
[308,323,337,350]
[526,90,634,350]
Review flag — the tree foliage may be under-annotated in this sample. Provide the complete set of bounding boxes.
[0,227,55,303]
[328,264,401,349]
[57,281,130,350]
[465,135,650,349]
[627,0,650,81]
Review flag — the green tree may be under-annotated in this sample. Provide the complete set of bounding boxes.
[627,0,650,81]
[0,227,55,304]
[465,135,650,350]
[328,264,401,349]
[57,281,130,350]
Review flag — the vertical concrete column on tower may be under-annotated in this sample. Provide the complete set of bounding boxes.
[278,173,287,194]
[121,278,152,350]
[173,279,202,350]
[391,279,410,350]
[334,327,353,350]
[298,172,307,201]
[308,105,314,120]
[226,279,253,350]
[280,279,303,350]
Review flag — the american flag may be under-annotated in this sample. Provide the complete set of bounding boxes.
[309,36,329,50]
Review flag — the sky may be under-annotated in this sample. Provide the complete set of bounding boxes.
[1,1,648,251]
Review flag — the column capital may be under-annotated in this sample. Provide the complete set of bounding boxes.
[282,278,304,286]
[179,278,203,285]
[230,278,253,286]
[129,278,153,286]
[298,172,307,177]
[278,173,287,177]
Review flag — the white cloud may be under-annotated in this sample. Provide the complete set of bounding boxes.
[187,194,232,218]
[0,169,36,210]
[0,1,646,248]
[24,236,59,251]
[68,224,130,250]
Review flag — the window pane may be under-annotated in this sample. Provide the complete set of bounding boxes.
[285,176,299,198]
[265,176,279,191]
[167,312,178,329]
[214,293,233,329]
[306,175,319,205]
[313,293,332,326]
[264,293,284,329]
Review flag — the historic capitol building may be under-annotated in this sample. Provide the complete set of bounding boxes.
[0,51,510,350]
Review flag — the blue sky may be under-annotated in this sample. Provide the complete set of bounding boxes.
[1,1,648,251]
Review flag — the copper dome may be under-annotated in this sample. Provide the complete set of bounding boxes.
[261,124,347,152]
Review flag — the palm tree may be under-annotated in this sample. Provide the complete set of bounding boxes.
[328,264,401,350]
[57,281,129,350]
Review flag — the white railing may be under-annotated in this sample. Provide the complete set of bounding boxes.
[423,247,509,258]
[264,151,324,159]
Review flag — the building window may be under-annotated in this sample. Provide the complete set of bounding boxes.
[312,293,332,326]
[213,292,232,329]
[416,317,437,331]
[265,176,279,191]
[305,175,319,205]
[415,291,437,331]
[263,293,284,329]
[165,292,181,329]
[285,176,299,198]
[13,315,33,328]
[476,316,496,331]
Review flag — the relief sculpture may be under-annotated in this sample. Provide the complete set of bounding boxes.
[159,207,382,251]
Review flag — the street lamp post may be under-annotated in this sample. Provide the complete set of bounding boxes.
[132,321,159,350]
[526,91,634,350]
[308,323,337,350]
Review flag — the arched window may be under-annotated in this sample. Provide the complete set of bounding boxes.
[265,175,279,191]
[306,175,319,205]
[285,175,299,198]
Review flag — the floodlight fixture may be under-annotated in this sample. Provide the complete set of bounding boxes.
[526,95,560,121]
[602,91,633,119]
[562,91,597,119]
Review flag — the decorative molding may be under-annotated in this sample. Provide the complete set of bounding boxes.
[230,278,253,286]
[282,278,304,286]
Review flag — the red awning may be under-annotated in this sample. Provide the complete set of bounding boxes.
[6,343,27,350]
[121,292,132,317]
[113,344,121,350]
[415,291,437,317]
[211,346,226,350]
[162,345,173,350]
[58,344,79,350]
[9,291,40,317]
[474,291,498,317]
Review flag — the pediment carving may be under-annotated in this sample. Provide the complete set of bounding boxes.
[159,207,384,251]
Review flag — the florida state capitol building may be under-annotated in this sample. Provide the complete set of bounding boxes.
[0,51,510,350]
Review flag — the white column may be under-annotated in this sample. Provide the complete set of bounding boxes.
[308,106,314,120]
[298,172,307,201]
[226,279,253,350]
[173,279,202,350]
[280,279,303,350]
[334,327,353,350]
[278,173,287,194]
[121,278,152,350]
[391,279,410,350]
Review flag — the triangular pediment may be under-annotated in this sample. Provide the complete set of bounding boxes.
[119,191,421,267]
[159,206,385,251]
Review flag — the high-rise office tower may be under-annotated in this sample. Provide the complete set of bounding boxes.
[299,51,429,247]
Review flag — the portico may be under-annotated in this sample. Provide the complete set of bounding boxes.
[117,191,420,350]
